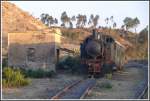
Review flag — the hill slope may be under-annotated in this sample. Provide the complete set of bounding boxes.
[2,2,47,48]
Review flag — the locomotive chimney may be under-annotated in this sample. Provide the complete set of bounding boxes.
[92,29,96,39]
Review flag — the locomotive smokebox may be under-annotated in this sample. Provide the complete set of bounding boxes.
[85,40,101,58]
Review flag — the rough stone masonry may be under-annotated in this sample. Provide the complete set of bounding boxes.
[8,28,62,71]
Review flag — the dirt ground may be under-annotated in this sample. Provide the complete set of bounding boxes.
[85,67,145,99]
[2,74,83,99]
[2,67,145,99]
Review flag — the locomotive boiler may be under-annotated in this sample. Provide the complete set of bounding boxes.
[80,29,116,78]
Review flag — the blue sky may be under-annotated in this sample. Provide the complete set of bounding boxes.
[9,1,149,32]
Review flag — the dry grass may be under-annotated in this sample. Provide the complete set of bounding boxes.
[2,74,83,99]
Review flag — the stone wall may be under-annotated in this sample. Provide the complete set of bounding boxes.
[8,29,61,71]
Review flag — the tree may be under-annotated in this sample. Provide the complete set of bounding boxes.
[76,14,87,28]
[40,13,58,27]
[61,11,70,28]
[138,26,148,43]
[123,17,133,30]
[110,16,115,28]
[113,22,117,29]
[47,16,54,27]
[90,14,94,21]
[71,16,76,21]
[70,16,76,28]
[93,15,99,28]
[110,16,114,23]
[88,14,99,28]
[105,17,109,24]
[61,23,65,27]
[69,22,73,29]
[88,14,94,27]
[123,17,140,32]
[133,17,140,33]
[83,15,87,27]
[44,14,50,26]
[105,17,109,27]
[54,18,58,25]
[40,13,47,24]
[121,25,125,30]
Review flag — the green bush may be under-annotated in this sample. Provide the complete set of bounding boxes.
[56,56,81,74]
[2,67,30,88]
[2,58,8,68]
[99,81,113,89]
[23,68,56,78]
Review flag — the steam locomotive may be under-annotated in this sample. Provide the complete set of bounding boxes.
[80,29,119,78]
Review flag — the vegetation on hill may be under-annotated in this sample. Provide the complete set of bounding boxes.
[2,2,47,53]
[2,2,148,62]
[126,26,148,60]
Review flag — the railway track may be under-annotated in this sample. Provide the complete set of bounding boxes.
[51,78,96,99]
[124,60,148,99]
[50,60,148,99]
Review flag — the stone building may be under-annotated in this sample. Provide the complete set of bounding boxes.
[8,28,62,71]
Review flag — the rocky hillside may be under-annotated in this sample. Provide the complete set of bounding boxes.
[2,2,148,61]
[2,2,47,48]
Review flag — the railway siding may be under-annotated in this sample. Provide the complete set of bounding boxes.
[51,79,96,99]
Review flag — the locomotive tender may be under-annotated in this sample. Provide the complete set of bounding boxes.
[80,29,126,78]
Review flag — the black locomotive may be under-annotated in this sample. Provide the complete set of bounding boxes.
[80,29,116,78]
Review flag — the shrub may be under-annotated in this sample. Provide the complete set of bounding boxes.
[102,64,113,74]
[2,58,8,68]
[99,81,113,89]
[105,73,112,80]
[2,67,30,88]
[62,30,80,40]
[56,56,81,74]
[23,68,56,78]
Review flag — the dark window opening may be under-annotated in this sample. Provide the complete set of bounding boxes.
[27,48,35,62]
